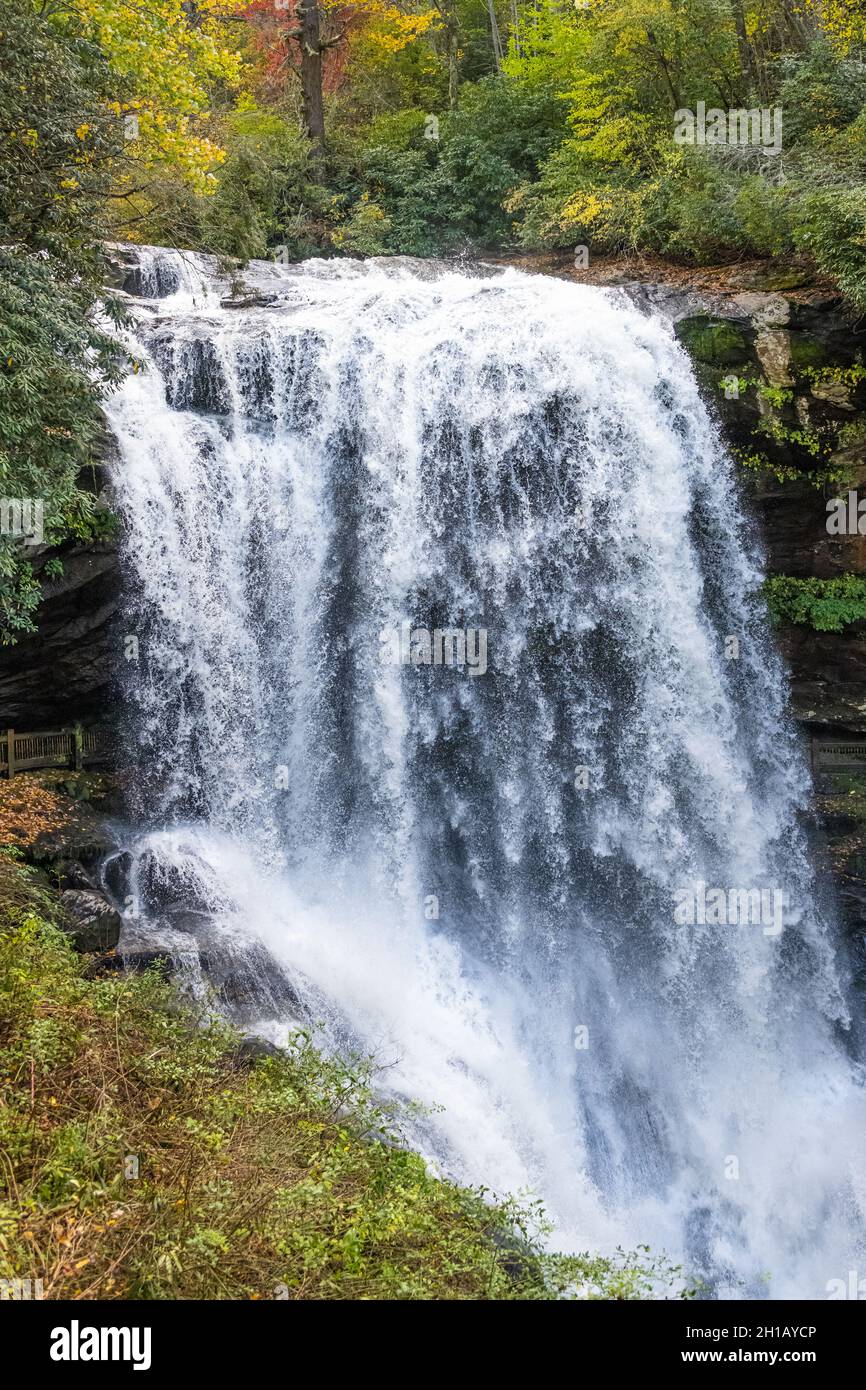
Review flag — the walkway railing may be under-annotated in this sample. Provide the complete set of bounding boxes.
[0,727,104,777]
[810,739,866,773]
[1,728,862,779]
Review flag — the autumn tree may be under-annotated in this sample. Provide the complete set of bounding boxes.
[72,0,249,196]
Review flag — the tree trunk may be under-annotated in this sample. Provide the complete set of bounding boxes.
[509,0,521,57]
[487,0,504,68]
[298,0,325,166]
[446,24,459,107]
[435,1,460,108]
[646,30,681,113]
[731,1,758,102]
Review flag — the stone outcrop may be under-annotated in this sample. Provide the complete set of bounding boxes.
[778,625,866,730]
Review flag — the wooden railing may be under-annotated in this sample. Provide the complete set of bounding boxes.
[5,728,858,779]
[810,739,866,773]
[0,727,104,778]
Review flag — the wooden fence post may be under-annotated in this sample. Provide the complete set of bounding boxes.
[72,724,83,772]
[6,729,14,779]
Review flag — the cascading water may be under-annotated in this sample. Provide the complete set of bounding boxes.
[103,245,866,1298]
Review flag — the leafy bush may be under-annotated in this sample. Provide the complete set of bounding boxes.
[331,193,392,256]
[336,75,567,255]
[792,182,866,313]
[201,112,332,261]
[764,575,866,631]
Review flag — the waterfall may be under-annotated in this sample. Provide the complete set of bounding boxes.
[104,245,866,1298]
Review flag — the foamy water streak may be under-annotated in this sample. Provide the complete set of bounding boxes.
[104,247,866,1297]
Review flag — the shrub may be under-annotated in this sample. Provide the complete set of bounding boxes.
[764,575,866,631]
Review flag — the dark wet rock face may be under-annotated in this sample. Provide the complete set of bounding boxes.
[779,627,866,729]
[0,544,120,728]
[232,1036,283,1066]
[149,329,232,415]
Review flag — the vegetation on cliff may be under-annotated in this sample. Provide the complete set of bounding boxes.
[0,3,128,640]
[765,574,866,631]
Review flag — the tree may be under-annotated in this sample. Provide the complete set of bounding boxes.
[72,0,250,195]
[249,0,441,164]
[0,1,129,642]
[297,1,328,159]
[434,0,461,105]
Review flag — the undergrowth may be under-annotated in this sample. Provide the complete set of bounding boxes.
[0,854,687,1300]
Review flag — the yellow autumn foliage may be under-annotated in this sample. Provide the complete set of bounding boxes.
[804,0,866,55]
[560,189,613,228]
[73,0,249,190]
[325,0,440,56]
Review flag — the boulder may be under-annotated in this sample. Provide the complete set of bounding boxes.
[731,291,791,327]
[755,329,794,388]
[60,889,122,953]
[233,1036,283,1067]
[52,859,96,891]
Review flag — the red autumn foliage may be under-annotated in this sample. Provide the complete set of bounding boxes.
[241,2,361,97]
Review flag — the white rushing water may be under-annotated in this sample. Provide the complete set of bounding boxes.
[104,246,866,1297]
